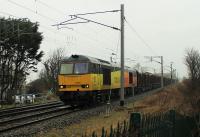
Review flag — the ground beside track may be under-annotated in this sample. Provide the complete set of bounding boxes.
[35,83,200,137]
[0,94,59,110]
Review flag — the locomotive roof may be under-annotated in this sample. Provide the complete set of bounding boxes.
[62,54,136,72]
[62,55,109,65]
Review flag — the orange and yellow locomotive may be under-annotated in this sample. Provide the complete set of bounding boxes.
[58,55,137,106]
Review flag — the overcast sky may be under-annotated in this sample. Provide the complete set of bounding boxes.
[1,0,200,82]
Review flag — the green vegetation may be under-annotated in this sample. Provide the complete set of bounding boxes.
[0,17,43,102]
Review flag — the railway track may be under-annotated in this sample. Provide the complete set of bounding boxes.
[0,101,62,115]
[0,101,80,133]
[0,87,164,136]
[0,106,79,133]
[0,103,64,120]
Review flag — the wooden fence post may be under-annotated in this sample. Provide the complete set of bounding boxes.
[109,125,114,137]
[101,127,106,137]
[92,131,97,137]
[129,112,141,137]
[170,109,175,137]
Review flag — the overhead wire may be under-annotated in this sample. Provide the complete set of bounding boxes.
[113,31,121,63]
[133,23,171,68]
[40,3,121,57]
[124,17,158,55]
[81,23,119,46]
[56,20,121,57]
[36,0,66,15]
[34,0,119,55]
[124,17,175,71]
[69,10,120,16]
[35,0,121,58]
[7,0,55,22]
[77,24,119,51]
[34,0,121,50]
[71,29,118,54]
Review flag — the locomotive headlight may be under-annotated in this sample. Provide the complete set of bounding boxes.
[86,84,89,88]
[59,85,66,89]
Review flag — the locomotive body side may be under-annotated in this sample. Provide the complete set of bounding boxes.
[57,55,137,106]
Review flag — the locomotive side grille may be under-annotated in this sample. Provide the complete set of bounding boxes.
[65,85,89,88]
[66,85,81,88]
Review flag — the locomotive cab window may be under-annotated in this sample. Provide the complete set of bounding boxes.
[89,63,99,73]
[60,63,73,74]
[74,63,88,74]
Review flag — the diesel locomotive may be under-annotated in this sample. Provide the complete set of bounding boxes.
[57,54,172,106]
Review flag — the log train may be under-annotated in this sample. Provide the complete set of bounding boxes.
[57,55,173,106]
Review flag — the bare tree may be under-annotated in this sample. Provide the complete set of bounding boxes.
[185,48,200,88]
[39,48,65,92]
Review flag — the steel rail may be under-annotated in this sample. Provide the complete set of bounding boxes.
[0,107,78,133]
[0,103,64,119]
[0,106,70,125]
[0,101,62,114]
